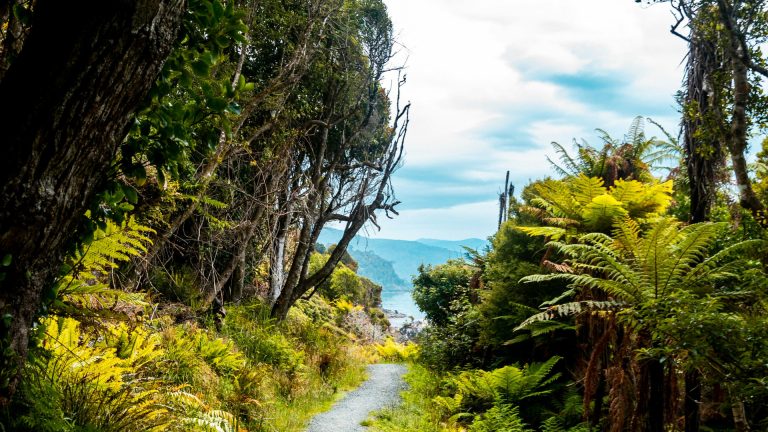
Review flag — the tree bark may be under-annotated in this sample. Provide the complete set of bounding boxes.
[685,370,702,432]
[0,0,183,403]
[727,47,765,222]
[731,399,750,432]
[685,35,723,226]
[647,360,665,432]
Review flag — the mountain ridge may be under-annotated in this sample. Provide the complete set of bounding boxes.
[318,228,489,285]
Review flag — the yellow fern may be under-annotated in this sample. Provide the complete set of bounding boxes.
[56,216,154,314]
[518,176,673,239]
[165,390,240,432]
[33,316,169,431]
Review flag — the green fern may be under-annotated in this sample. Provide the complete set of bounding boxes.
[55,216,154,315]
[434,357,562,420]
[516,218,764,330]
[469,403,530,432]
[19,316,168,432]
[165,390,239,432]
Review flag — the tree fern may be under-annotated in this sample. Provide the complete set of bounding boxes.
[519,175,673,240]
[516,217,765,330]
[546,117,679,184]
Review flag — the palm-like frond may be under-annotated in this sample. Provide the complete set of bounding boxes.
[548,140,581,177]
[515,301,625,331]
[517,218,764,333]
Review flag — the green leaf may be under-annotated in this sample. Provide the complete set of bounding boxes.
[123,185,139,205]
[118,203,135,212]
[191,60,210,77]
[12,4,32,25]
[1,254,11,267]
[207,97,228,112]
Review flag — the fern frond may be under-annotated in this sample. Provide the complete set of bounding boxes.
[549,141,581,176]
[662,222,726,294]
[626,116,644,146]
[570,174,606,206]
[683,239,765,289]
[517,226,567,241]
[515,300,625,331]
[56,217,154,315]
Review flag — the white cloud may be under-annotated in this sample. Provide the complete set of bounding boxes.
[379,0,688,239]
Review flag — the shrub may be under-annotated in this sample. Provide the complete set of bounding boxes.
[14,317,167,432]
[373,337,419,362]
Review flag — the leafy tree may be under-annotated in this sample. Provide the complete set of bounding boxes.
[413,260,476,327]
[266,0,409,319]
[658,0,768,227]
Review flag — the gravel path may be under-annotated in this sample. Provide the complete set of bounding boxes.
[306,363,408,432]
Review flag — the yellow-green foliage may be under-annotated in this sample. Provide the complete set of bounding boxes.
[17,316,167,432]
[56,217,154,314]
[218,298,369,431]
[373,337,419,362]
[309,252,371,304]
[159,324,246,393]
[334,298,363,315]
[164,390,241,432]
[519,174,673,239]
[12,283,372,432]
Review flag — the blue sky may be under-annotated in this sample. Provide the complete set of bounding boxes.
[366,0,689,241]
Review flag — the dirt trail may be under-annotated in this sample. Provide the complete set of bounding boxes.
[305,363,407,432]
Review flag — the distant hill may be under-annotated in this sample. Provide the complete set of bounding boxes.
[348,248,408,290]
[318,228,489,284]
[415,238,489,254]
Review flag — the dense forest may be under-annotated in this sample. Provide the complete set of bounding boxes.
[3,0,768,431]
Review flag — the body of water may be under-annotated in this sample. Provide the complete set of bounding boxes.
[380,289,424,326]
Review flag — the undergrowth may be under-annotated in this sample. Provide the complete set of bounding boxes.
[2,297,374,432]
[366,359,587,432]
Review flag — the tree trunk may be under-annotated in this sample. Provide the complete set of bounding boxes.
[0,0,183,403]
[685,370,701,432]
[727,48,765,223]
[732,400,750,432]
[684,35,723,226]
[229,253,246,302]
[647,360,665,432]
